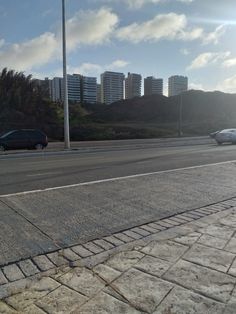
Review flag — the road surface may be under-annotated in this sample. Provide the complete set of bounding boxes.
[1,136,236,266]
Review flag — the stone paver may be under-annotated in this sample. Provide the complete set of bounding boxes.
[33,255,55,271]
[141,240,188,262]
[164,259,236,302]
[0,203,236,314]
[122,230,143,240]
[228,258,236,276]
[225,237,236,254]
[197,234,228,249]
[93,264,121,283]
[83,242,104,254]
[59,248,80,262]
[104,235,125,246]
[2,264,24,282]
[140,224,158,234]
[47,251,69,267]
[131,227,150,237]
[183,243,235,272]
[71,245,93,257]
[134,255,172,277]
[58,267,105,297]
[93,239,114,250]
[199,224,235,240]
[0,270,8,285]
[0,301,17,313]
[173,232,201,245]
[36,285,87,314]
[22,304,46,314]
[219,214,236,228]
[18,259,39,277]
[154,286,225,314]
[77,291,140,314]
[5,277,60,311]
[112,268,173,313]
[114,232,134,243]
[106,251,144,272]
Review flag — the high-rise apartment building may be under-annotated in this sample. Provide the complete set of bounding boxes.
[101,71,125,105]
[168,75,188,97]
[144,76,163,96]
[65,74,81,102]
[49,74,97,103]
[125,73,142,99]
[81,76,97,103]
[49,77,63,102]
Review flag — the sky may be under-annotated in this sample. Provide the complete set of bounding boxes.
[1,0,236,95]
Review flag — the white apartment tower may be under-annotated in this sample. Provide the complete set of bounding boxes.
[49,77,63,102]
[101,71,125,105]
[144,76,163,96]
[168,75,188,97]
[125,73,142,99]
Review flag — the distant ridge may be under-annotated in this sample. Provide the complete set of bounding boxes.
[90,90,236,126]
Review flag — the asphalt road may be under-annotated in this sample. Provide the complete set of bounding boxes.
[0,136,236,196]
[1,136,236,266]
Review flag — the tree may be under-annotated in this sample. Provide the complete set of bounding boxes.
[0,68,61,137]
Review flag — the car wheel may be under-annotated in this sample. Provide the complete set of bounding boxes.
[216,141,222,145]
[0,144,5,151]
[35,143,44,150]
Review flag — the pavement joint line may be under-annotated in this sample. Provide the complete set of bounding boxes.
[0,198,60,248]
[1,159,236,198]
[0,207,235,303]
[0,200,235,291]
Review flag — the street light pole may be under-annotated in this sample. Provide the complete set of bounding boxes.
[62,0,70,149]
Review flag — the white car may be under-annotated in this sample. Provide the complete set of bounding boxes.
[211,129,236,145]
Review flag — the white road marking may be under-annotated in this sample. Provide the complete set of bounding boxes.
[0,159,235,198]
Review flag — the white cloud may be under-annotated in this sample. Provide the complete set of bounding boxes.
[70,59,129,76]
[0,8,119,72]
[70,63,103,76]
[0,33,58,71]
[202,25,226,45]
[107,59,130,69]
[116,13,188,43]
[116,13,225,45]
[0,39,5,48]
[65,8,119,51]
[187,51,231,70]
[222,57,236,68]
[189,82,204,90]
[101,0,194,9]
[218,75,236,93]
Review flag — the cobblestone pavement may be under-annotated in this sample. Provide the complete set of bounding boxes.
[1,201,236,313]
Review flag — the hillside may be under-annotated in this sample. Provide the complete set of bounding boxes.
[90,90,236,126]
[1,68,236,140]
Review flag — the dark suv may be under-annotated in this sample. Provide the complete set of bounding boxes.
[0,129,48,151]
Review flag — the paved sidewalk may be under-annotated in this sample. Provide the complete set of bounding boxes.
[1,205,236,313]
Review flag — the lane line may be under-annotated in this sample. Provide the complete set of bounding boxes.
[0,159,235,198]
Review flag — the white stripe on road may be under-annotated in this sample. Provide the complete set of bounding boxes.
[0,159,235,198]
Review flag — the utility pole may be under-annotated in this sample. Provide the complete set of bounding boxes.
[62,0,70,149]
